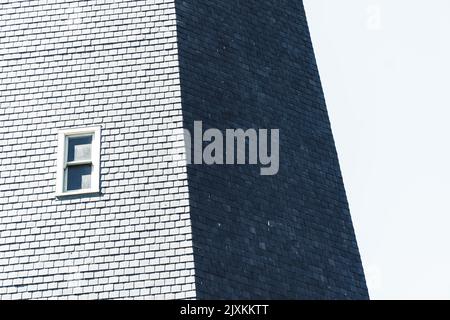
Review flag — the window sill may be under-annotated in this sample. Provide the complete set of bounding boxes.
[55,189,100,198]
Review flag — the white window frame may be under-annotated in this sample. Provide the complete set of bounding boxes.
[56,126,101,197]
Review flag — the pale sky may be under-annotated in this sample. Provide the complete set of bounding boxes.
[304,0,450,299]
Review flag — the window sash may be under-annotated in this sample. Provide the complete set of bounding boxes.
[65,135,92,161]
[65,159,93,167]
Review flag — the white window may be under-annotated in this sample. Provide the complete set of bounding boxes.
[56,126,101,197]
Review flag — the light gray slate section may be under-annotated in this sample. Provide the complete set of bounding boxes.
[0,0,196,299]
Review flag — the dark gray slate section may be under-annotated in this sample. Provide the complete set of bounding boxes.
[175,0,369,299]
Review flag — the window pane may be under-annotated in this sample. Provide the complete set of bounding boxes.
[66,165,92,191]
[67,136,92,162]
